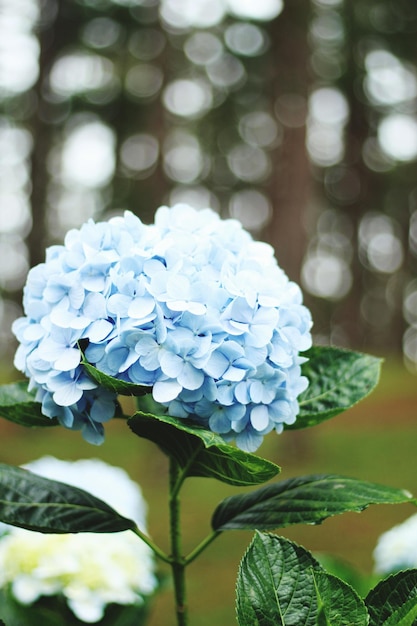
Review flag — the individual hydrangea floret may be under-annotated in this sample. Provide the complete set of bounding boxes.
[13,204,312,451]
[373,513,417,574]
[0,457,158,623]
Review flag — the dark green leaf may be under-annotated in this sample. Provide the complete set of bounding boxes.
[0,464,136,534]
[81,360,151,397]
[313,570,369,626]
[366,570,417,626]
[212,474,414,531]
[287,346,382,430]
[128,412,280,487]
[0,381,58,428]
[236,532,322,625]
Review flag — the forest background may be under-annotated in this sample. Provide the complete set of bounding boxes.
[1,1,417,624]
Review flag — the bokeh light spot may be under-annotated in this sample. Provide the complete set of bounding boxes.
[50,52,116,97]
[163,79,212,118]
[160,0,226,29]
[239,111,281,148]
[378,114,417,162]
[227,0,284,21]
[59,120,116,188]
[302,252,352,300]
[125,63,164,100]
[227,144,271,182]
[82,17,122,49]
[364,49,417,106]
[225,23,267,57]
[206,54,246,90]
[309,87,349,125]
[229,190,271,231]
[163,130,206,183]
[184,33,223,66]
[128,28,166,60]
[120,133,159,176]
[367,232,403,273]
[169,185,219,211]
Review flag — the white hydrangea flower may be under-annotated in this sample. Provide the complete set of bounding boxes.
[373,513,417,574]
[0,458,158,623]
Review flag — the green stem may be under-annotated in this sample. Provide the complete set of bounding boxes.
[170,457,188,626]
[184,530,222,566]
[131,526,172,565]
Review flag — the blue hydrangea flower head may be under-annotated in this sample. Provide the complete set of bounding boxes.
[13,204,312,451]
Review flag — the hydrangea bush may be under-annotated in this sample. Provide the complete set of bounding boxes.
[0,458,157,625]
[1,204,416,626]
[12,205,312,451]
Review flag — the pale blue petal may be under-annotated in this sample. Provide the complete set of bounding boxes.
[159,351,183,377]
[250,405,270,431]
[108,293,131,317]
[54,347,81,371]
[234,381,250,404]
[167,400,189,418]
[204,351,228,379]
[87,319,114,343]
[248,380,263,404]
[209,408,232,433]
[82,419,105,445]
[38,338,67,362]
[42,393,74,427]
[22,323,45,342]
[85,342,105,363]
[128,296,156,320]
[216,382,235,406]
[68,283,85,309]
[90,395,117,423]
[153,380,182,403]
[51,380,83,407]
[235,429,264,453]
[227,403,247,421]
[223,364,248,382]
[128,361,158,385]
[178,363,204,390]
[83,292,107,319]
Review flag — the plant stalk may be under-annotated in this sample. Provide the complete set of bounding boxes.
[184,529,221,566]
[169,457,188,626]
[131,526,172,564]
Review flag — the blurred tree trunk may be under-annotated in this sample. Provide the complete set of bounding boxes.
[264,0,312,284]
[27,0,83,266]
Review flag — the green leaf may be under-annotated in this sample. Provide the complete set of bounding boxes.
[288,346,382,430]
[313,570,369,626]
[236,532,322,625]
[0,381,58,428]
[81,360,151,397]
[128,412,280,487]
[212,474,414,531]
[0,464,136,534]
[366,570,417,626]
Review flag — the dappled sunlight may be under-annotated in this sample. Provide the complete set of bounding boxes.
[1,0,417,367]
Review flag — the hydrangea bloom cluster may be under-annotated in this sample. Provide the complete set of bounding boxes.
[0,457,158,623]
[373,513,417,574]
[13,204,312,451]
